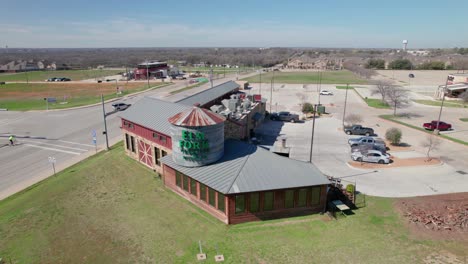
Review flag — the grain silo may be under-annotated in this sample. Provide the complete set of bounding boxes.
[168,106,226,167]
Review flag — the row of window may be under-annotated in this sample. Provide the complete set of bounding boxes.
[176,171,225,214]
[152,132,167,144]
[123,121,134,129]
[125,134,135,153]
[235,187,321,214]
[154,146,167,166]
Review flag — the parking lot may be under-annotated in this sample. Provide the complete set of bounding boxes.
[249,83,468,197]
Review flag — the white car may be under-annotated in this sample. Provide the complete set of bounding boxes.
[351,150,391,164]
[320,90,333,95]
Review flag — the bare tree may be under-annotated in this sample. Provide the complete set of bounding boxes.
[371,80,393,103]
[344,114,363,125]
[420,134,441,162]
[459,91,468,106]
[386,87,410,116]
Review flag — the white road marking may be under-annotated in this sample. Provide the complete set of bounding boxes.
[23,144,81,155]
[21,140,89,151]
[57,140,95,148]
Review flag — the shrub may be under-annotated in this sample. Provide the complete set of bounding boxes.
[385,127,402,145]
[346,184,355,193]
[302,102,315,113]
[344,114,363,125]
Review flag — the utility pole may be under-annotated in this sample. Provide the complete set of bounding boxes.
[436,76,450,132]
[125,65,129,84]
[210,68,213,88]
[342,83,349,128]
[101,94,110,150]
[309,104,318,163]
[146,60,150,88]
[318,71,323,105]
[259,69,262,96]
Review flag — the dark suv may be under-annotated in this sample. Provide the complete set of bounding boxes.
[270,111,300,123]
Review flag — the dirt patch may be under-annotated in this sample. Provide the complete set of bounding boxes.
[384,140,414,152]
[348,157,441,169]
[394,193,468,242]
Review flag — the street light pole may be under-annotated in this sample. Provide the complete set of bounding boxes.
[259,69,262,96]
[146,60,150,88]
[101,94,110,150]
[342,83,349,128]
[309,104,318,163]
[436,76,450,132]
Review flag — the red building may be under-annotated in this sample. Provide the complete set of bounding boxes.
[133,61,169,80]
[119,86,330,224]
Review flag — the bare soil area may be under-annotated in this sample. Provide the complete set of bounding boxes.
[348,157,441,169]
[394,193,468,242]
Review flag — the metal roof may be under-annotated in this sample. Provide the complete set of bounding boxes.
[119,97,189,135]
[168,106,226,127]
[161,139,330,194]
[176,80,239,106]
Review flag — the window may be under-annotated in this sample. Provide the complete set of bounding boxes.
[217,193,225,213]
[154,146,160,166]
[130,136,135,153]
[285,190,294,209]
[235,195,245,214]
[152,132,158,139]
[200,184,206,202]
[183,175,189,192]
[310,186,321,205]
[124,121,134,129]
[209,188,216,207]
[125,134,130,150]
[175,171,182,187]
[161,150,167,158]
[250,193,259,213]
[297,188,307,207]
[160,135,167,144]
[263,192,274,211]
[190,179,197,196]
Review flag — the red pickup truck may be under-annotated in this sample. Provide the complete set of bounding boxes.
[423,121,452,131]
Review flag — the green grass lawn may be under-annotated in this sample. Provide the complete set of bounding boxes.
[0,83,170,111]
[0,70,123,82]
[0,143,465,263]
[242,71,367,84]
[460,118,468,122]
[365,98,391,109]
[169,80,208,95]
[336,85,355,90]
[380,115,468,146]
[414,100,467,108]
[180,66,258,74]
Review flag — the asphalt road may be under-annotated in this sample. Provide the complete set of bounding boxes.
[0,74,248,200]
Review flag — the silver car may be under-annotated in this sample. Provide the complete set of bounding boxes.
[351,150,391,164]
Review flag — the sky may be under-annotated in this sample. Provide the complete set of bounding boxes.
[1,0,467,48]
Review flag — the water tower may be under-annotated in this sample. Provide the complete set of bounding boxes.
[402,40,408,51]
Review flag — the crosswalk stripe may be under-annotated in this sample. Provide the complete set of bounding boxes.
[21,140,89,152]
[57,140,95,147]
[23,144,81,155]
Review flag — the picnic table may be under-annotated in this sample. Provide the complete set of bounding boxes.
[331,200,351,217]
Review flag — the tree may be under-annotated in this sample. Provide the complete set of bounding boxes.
[459,91,468,106]
[371,80,393,103]
[344,114,363,125]
[417,61,446,70]
[385,127,402,145]
[388,59,413,70]
[365,59,386,69]
[386,87,410,116]
[420,134,441,161]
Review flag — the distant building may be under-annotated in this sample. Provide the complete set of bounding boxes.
[133,61,169,80]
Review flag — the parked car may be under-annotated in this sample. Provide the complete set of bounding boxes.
[270,111,300,123]
[348,136,386,148]
[423,121,452,131]
[46,77,57,82]
[319,90,333,95]
[351,150,391,164]
[344,125,374,136]
[61,78,71,81]
[112,102,131,111]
